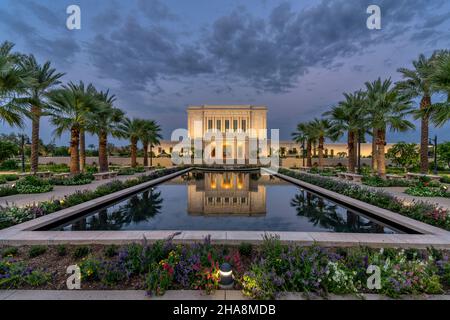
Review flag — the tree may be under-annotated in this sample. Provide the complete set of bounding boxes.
[429,50,450,127]
[47,82,96,174]
[85,89,123,172]
[324,91,367,173]
[0,41,30,127]
[0,140,19,162]
[140,120,162,167]
[386,142,419,171]
[20,55,64,173]
[437,141,450,169]
[366,78,415,178]
[396,54,436,173]
[118,118,145,168]
[292,122,316,167]
[308,118,336,168]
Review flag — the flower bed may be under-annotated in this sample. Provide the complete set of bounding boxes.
[0,167,184,230]
[0,236,449,299]
[48,173,94,186]
[278,168,450,231]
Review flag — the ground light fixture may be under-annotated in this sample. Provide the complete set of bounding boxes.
[219,262,233,289]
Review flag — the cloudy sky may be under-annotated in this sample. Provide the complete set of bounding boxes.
[1,0,449,146]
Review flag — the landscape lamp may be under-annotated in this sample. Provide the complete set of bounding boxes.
[219,262,233,289]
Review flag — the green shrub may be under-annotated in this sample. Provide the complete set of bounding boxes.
[362,175,412,187]
[73,246,91,259]
[0,159,18,170]
[1,247,18,257]
[79,257,102,281]
[15,176,53,194]
[0,176,5,184]
[238,243,253,257]
[1,174,19,181]
[56,244,67,257]
[49,173,94,186]
[28,245,47,258]
[405,185,449,197]
[0,185,18,197]
[117,168,136,176]
[441,175,450,184]
[104,245,118,258]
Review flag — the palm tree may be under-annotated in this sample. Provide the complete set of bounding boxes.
[396,54,436,173]
[429,50,450,127]
[0,41,30,127]
[85,90,124,172]
[118,118,145,168]
[140,120,162,167]
[292,122,315,167]
[20,55,64,173]
[47,82,96,174]
[309,118,336,168]
[366,78,415,178]
[292,123,308,166]
[324,91,366,173]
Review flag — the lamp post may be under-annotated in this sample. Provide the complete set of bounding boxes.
[20,134,26,173]
[429,135,438,175]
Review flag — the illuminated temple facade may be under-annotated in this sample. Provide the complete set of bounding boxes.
[187,172,266,216]
[187,105,268,163]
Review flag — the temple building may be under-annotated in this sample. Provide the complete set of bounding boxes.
[187,105,268,163]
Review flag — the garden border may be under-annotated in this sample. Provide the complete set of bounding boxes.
[0,167,449,248]
[1,290,449,300]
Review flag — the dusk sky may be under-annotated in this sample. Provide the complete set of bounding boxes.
[1,0,449,146]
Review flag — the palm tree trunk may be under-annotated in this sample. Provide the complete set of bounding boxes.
[348,131,356,173]
[131,137,138,168]
[318,136,324,168]
[371,127,377,172]
[70,126,80,174]
[30,105,41,174]
[420,96,431,174]
[79,128,86,172]
[354,131,359,171]
[150,145,153,167]
[143,142,149,167]
[98,131,108,173]
[306,140,312,167]
[376,128,386,178]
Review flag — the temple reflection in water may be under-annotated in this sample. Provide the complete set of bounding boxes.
[187,172,267,216]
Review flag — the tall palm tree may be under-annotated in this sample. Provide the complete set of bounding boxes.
[47,82,96,174]
[292,122,315,167]
[85,90,124,172]
[396,54,436,173]
[20,55,64,173]
[324,91,366,173]
[429,50,450,127]
[140,120,162,167]
[0,41,30,127]
[292,123,308,166]
[366,78,415,178]
[118,118,145,168]
[309,118,336,168]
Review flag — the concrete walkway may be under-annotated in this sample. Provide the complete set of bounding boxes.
[0,172,150,208]
[0,290,449,300]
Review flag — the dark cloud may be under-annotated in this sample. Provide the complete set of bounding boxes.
[91,0,122,31]
[87,17,213,91]
[85,0,447,94]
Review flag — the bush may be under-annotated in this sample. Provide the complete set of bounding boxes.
[104,245,118,258]
[28,245,47,258]
[15,176,53,194]
[73,246,91,259]
[1,174,18,181]
[79,257,102,281]
[56,244,67,256]
[1,247,18,257]
[0,186,18,197]
[238,243,253,257]
[49,173,94,186]
[362,176,412,187]
[117,168,136,176]
[441,175,450,184]
[0,159,18,170]
[405,185,449,198]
